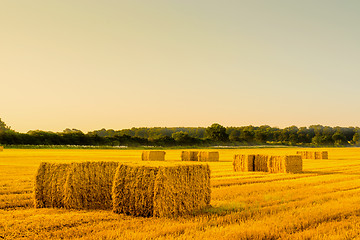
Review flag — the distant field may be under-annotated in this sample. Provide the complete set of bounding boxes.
[1,148,360,239]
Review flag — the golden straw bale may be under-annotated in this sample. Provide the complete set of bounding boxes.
[34,162,70,208]
[153,164,211,217]
[296,151,328,159]
[321,151,328,159]
[233,154,255,172]
[112,164,159,217]
[181,151,189,161]
[267,156,284,173]
[181,151,199,161]
[268,155,303,173]
[112,162,211,217]
[283,155,303,173]
[34,161,118,210]
[141,151,166,161]
[254,154,270,172]
[63,161,119,210]
[198,151,219,162]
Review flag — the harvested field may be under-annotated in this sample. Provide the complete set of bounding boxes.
[2,148,360,239]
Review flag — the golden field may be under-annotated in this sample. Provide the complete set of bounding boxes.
[1,147,360,239]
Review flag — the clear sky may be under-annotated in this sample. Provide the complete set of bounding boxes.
[1,1,360,133]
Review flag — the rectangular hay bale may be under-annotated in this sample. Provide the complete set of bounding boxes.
[63,161,119,210]
[112,164,159,217]
[181,151,199,161]
[153,164,211,217]
[34,161,119,210]
[254,154,270,172]
[321,151,328,159]
[296,151,328,159]
[233,154,255,172]
[112,163,211,217]
[283,155,303,173]
[268,155,303,173]
[142,151,166,161]
[197,151,219,162]
[34,162,71,208]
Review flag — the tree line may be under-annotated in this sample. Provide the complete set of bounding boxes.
[0,119,359,147]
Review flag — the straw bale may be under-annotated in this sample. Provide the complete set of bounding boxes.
[34,162,70,208]
[267,155,284,173]
[112,164,159,217]
[267,155,302,173]
[254,154,270,172]
[233,154,255,172]
[296,151,328,159]
[283,155,303,173]
[0,146,3,152]
[63,161,119,210]
[142,151,166,161]
[181,151,199,161]
[198,151,219,162]
[153,164,211,217]
[112,163,211,217]
[321,151,328,159]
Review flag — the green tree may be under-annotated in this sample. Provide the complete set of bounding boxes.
[228,129,241,142]
[0,118,11,132]
[332,132,347,146]
[205,123,228,142]
[172,131,189,142]
[352,132,360,145]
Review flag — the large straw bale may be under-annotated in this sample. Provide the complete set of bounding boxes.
[142,151,166,161]
[283,155,303,173]
[0,146,3,152]
[181,151,199,161]
[198,151,219,162]
[267,155,284,173]
[112,162,211,217]
[233,154,255,172]
[321,151,328,159]
[267,155,302,173]
[112,164,159,217]
[34,161,118,210]
[153,164,211,217]
[63,161,119,210]
[254,154,270,172]
[233,154,303,174]
[34,162,70,208]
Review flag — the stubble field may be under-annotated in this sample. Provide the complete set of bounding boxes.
[1,147,360,239]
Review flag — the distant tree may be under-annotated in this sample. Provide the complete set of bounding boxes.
[332,131,348,146]
[241,127,255,143]
[352,132,360,145]
[228,129,241,142]
[254,130,267,143]
[205,123,229,142]
[172,131,189,142]
[0,118,11,132]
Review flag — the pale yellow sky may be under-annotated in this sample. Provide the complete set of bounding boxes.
[1,1,360,133]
